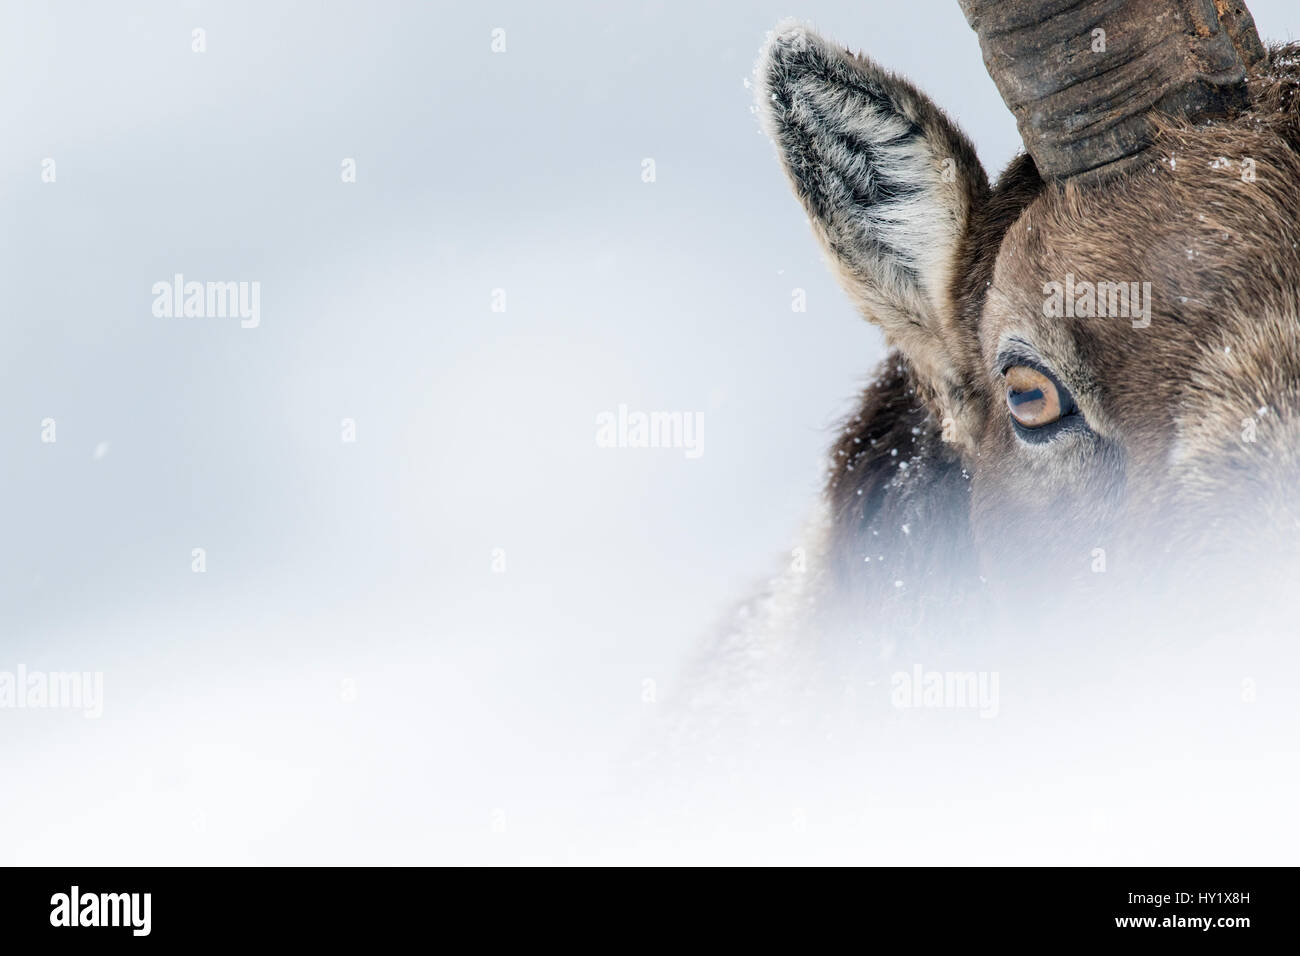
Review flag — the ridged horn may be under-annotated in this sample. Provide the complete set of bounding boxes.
[959,0,1267,179]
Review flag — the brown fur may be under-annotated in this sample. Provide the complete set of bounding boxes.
[821,43,1300,611]
[657,25,1300,771]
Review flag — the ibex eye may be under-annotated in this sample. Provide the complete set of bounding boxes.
[1004,365,1072,431]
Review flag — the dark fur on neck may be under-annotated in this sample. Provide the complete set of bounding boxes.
[816,155,1046,644]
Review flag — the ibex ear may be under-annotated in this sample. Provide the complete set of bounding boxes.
[758,23,989,433]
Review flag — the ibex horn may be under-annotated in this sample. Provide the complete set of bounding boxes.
[960,0,1267,179]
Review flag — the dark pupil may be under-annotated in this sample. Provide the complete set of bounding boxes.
[1008,387,1044,408]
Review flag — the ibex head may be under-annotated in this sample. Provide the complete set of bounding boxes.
[758,1,1300,595]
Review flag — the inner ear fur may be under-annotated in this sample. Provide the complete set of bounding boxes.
[758,22,991,443]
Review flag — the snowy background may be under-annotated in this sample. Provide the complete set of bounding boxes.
[2,0,1297,863]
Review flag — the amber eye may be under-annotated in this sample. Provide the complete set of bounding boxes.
[1005,365,1064,428]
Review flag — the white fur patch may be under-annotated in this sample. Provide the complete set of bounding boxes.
[756,22,975,328]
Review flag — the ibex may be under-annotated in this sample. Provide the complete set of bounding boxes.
[673,1,1300,744]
